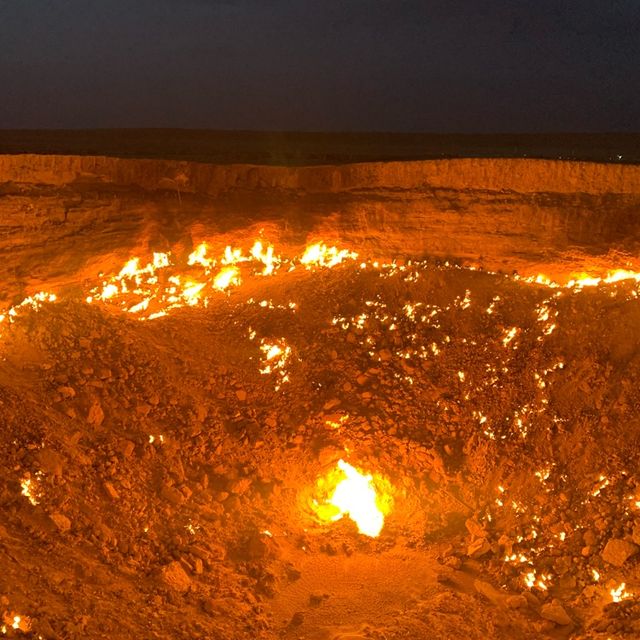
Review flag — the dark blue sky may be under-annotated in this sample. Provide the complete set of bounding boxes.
[0,0,638,131]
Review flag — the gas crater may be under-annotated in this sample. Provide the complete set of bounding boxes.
[1,153,640,639]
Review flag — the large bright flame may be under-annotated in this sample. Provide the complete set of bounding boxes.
[213,266,240,290]
[300,243,358,268]
[314,459,390,537]
[568,269,640,288]
[187,243,212,269]
[250,240,279,275]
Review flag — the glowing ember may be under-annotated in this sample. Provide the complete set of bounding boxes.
[611,582,633,603]
[249,333,293,389]
[523,569,552,591]
[0,612,31,634]
[502,327,518,347]
[313,459,391,537]
[20,476,39,506]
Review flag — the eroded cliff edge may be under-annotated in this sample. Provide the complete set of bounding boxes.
[2,153,640,194]
[1,154,640,302]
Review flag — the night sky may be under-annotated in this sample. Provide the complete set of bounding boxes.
[1,0,638,132]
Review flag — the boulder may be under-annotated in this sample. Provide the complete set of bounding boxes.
[601,538,638,567]
[159,561,191,592]
[50,513,71,532]
[87,401,105,426]
[540,599,572,626]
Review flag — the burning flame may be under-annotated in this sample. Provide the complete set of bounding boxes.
[213,266,240,290]
[182,281,206,305]
[82,240,357,320]
[188,243,212,268]
[20,476,39,506]
[313,459,391,537]
[518,267,640,290]
[300,243,358,268]
[611,582,633,603]
[0,292,57,331]
[221,245,247,265]
[1,612,31,634]
[567,269,640,288]
[250,240,279,275]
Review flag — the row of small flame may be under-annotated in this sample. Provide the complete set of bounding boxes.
[85,241,357,319]
[2,238,640,332]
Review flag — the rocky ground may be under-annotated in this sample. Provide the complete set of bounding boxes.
[1,243,640,639]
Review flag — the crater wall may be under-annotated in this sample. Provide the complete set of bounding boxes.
[1,153,639,195]
[1,154,639,301]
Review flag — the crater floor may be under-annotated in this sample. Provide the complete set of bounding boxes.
[2,246,640,639]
